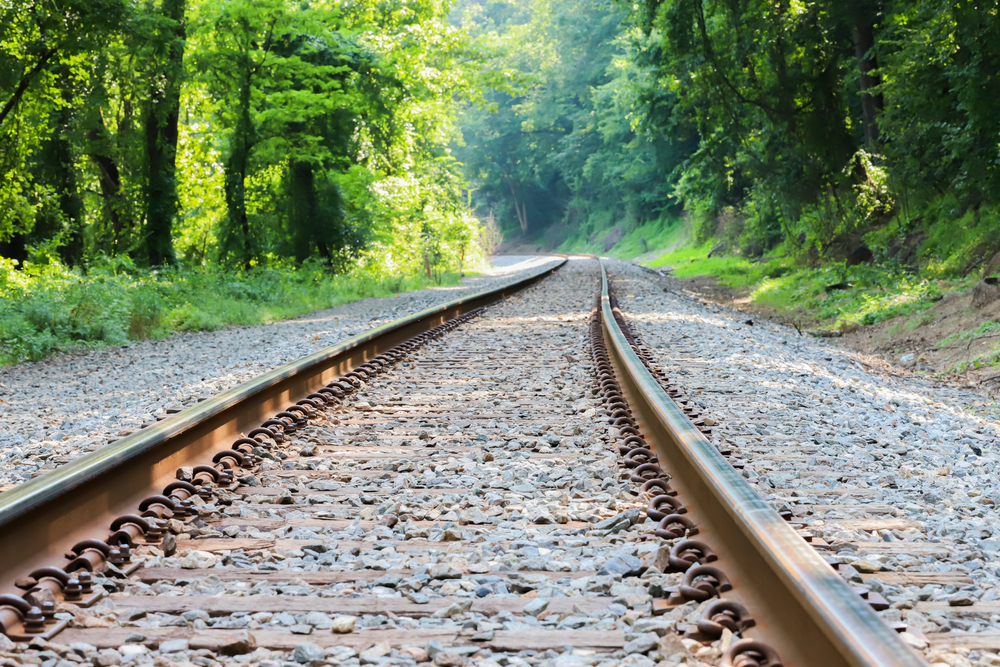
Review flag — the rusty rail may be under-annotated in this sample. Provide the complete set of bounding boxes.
[596,260,926,667]
[0,259,565,608]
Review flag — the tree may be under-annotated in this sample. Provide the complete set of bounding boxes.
[194,0,288,269]
[0,0,489,277]
[143,0,187,266]
[0,0,123,261]
[454,0,691,248]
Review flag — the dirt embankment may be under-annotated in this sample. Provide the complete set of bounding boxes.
[652,271,1000,397]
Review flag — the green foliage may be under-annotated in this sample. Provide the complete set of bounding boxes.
[879,3,1000,208]
[0,0,487,283]
[0,0,126,242]
[0,256,459,364]
[938,321,1000,349]
[7,0,1000,357]
[950,345,1000,375]
[453,0,692,245]
[558,213,686,260]
[648,242,964,328]
[621,0,1000,271]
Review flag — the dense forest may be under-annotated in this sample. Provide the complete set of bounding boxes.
[453,0,690,255]
[455,0,1000,274]
[6,0,1000,273]
[2,0,1000,363]
[0,0,481,274]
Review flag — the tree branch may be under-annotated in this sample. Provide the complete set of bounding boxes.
[693,1,782,122]
[0,47,58,128]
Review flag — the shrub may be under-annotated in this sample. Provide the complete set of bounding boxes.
[0,258,462,365]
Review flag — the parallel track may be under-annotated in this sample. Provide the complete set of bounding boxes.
[0,258,925,666]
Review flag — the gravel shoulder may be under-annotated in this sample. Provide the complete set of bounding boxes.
[606,259,1000,666]
[662,270,1000,397]
[0,257,560,490]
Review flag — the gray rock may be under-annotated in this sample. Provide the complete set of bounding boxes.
[432,599,473,618]
[426,639,445,659]
[598,554,644,577]
[632,618,676,637]
[605,603,629,616]
[293,642,326,664]
[372,573,402,588]
[70,642,97,657]
[95,648,123,666]
[523,598,549,617]
[160,534,177,557]
[303,611,332,629]
[623,632,659,655]
[157,639,188,653]
[435,651,466,666]
[429,564,463,580]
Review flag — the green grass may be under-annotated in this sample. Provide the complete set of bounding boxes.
[606,217,688,260]
[950,344,1000,373]
[0,257,461,365]
[646,241,972,329]
[557,215,687,260]
[938,321,1000,348]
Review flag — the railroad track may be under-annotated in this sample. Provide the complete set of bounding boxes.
[0,258,925,666]
[608,269,1000,665]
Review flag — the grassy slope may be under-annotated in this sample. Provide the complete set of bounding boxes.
[558,216,688,260]
[0,260,465,365]
[647,241,973,328]
[644,241,1000,377]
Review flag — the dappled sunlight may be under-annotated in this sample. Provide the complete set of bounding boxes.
[617,276,1000,449]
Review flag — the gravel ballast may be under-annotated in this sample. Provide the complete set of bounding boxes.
[8,254,1000,664]
[607,259,1000,666]
[7,257,731,667]
[0,257,559,490]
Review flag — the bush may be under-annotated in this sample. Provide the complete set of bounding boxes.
[0,258,461,365]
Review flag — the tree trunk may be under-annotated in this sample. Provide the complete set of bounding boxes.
[224,78,254,270]
[853,21,882,146]
[54,67,85,268]
[287,159,320,263]
[144,0,186,266]
[505,180,528,233]
[515,199,528,234]
[88,118,129,255]
[0,234,28,266]
[0,48,57,129]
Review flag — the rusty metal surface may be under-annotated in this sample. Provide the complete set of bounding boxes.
[0,259,565,596]
[597,260,926,667]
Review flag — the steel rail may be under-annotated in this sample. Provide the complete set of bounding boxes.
[597,260,926,667]
[0,258,565,595]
